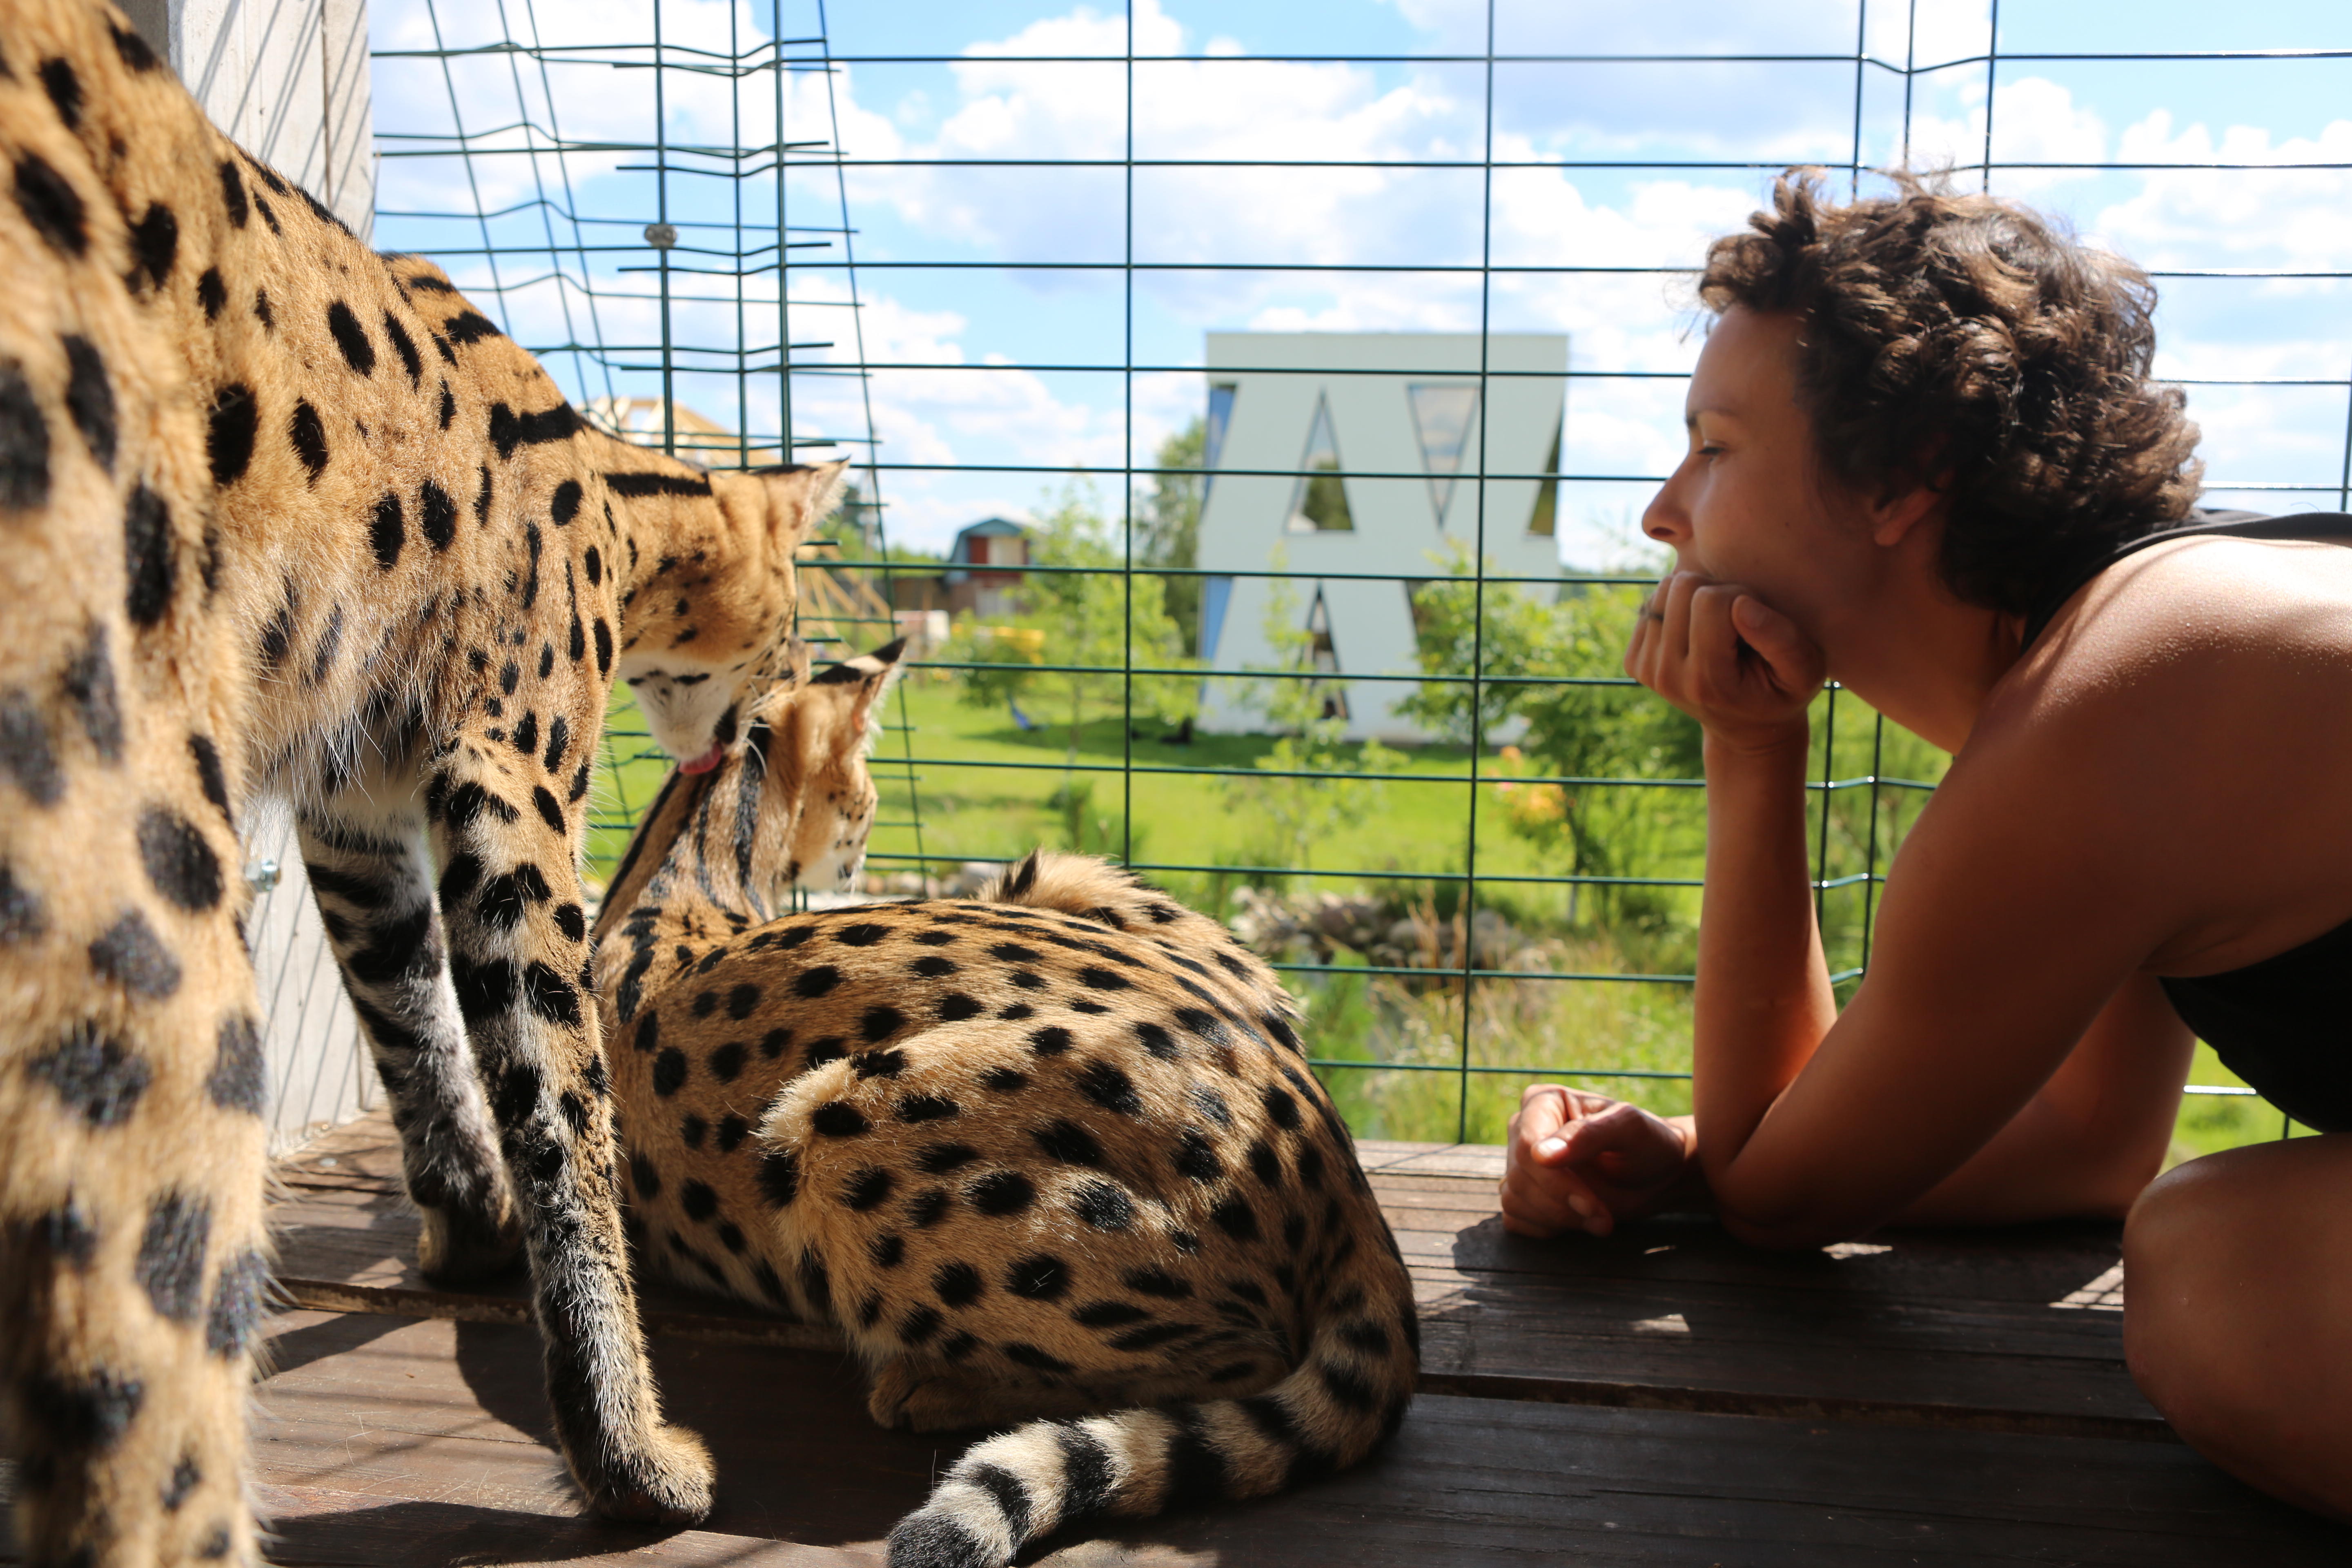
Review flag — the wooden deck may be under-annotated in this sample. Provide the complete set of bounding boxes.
[11,1109,2350,1564]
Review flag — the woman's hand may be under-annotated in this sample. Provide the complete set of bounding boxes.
[1625,570,1826,751]
[1500,1085,1695,1239]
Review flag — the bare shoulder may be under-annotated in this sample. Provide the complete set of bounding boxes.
[1948,531,2352,969]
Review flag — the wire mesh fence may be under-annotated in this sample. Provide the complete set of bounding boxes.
[366,0,2350,1149]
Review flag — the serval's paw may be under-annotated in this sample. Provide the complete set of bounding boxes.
[575,1419,717,1524]
[416,1187,524,1284]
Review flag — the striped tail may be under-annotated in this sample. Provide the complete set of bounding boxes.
[884,1232,1419,1568]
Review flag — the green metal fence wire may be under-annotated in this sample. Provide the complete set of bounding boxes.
[370,0,2339,1145]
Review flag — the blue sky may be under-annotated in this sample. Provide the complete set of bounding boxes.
[370,0,2352,564]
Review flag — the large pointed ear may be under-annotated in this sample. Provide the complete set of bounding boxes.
[808,636,907,746]
[752,459,852,553]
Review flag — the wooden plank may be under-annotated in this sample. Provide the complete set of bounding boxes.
[272,1113,2154,1433]
[7,1308,2342,1566]
[244,1311,2352,1566]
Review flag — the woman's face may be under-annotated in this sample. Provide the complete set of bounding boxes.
[1640,307,1882,634]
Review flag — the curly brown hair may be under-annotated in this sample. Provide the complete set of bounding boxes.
[1698,171,2204,618]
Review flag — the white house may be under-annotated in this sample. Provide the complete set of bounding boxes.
[1194,333,1566,742]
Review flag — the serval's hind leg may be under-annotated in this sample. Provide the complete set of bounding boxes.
[298,807,519,1282]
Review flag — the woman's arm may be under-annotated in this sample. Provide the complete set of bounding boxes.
[1619,573,2193,1248]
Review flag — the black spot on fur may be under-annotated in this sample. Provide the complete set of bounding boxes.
[511,710,539,757]
[216,160,250,227]
[835,922,889,947]
[1072,1300,1150,1329]
[287,400,329,483]
[1249,1138,1284,1186]
[136,1192,211,1322]
[933,1261,985,1308]
[370,492,404,569]
[551,479,583,524]
[812,1101,870,1137]
[129,203,178,292]
[30,1024,150,1126]
[325,301,376,376]
[793,966,841,998]
[474,465,493,523]
[1109,1320,1193,1353]
[253,286,274,325]
[383,312,421,385]
[907,1187,951,1229]
[24,1366,143,1451]
[918,1143,980,1174]
[207,384,258,486]
[450,954,517,1025]
[652,1048,688,1096]
[488,399,583,460]
[419,479,457,551]
[1262,1085,1302,1130]
[604,470,711,498]
[90,910,180,998]
[1212,1195,1260,1241]
[61,336,114,470]
[897,1305,942,1345]
[533,785,565,833]
[909,955,958,978]
[1123,1266,1191,1299]
[0,361,50,509]
[1077,966,1131,992]
[717,1115,752,1152]
[936,992,984,1023]
[38,57,81,127]
[1189,1085,1233,1128]
[980,1067,1028,1093]
[594,619,613,675]
[757,1148,799,1207]
[846,1167,896,1211]
[0,862,46,942]
[1029,1025,1073,1057]
[726,982,760,1019]
[1031,1119,1103,1167]
[138,807,221,911]
[122,485,175,626]
[15,154,86,256]
[0,689,60,803]
[205,1251,269,1359]
[63,623,122,758]
[968,1170,1036,1216]
[1076,1060,1142,1116]
[1004,1254,1071,1302]
[710,1041,747,1082]
[869,1232,905,1269]
[164,1454,201,1512]
[445,310,502,345]
[1175,1129,1223,1184]
[681,1180,718,1221]
[1070,1179,1134,1232]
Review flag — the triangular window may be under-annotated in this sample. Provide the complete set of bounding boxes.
[1203,382,1236,501]
[1305,586,1348,719]
[1407,382,1480,523]
[1529,417,1561,537]
[1286,394,1354,532]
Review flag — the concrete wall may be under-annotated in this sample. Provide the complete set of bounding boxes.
[121,0,381,1149]
[118,0,374,239]
[1195,333,1567,742]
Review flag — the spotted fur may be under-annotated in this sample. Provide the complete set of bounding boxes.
[0,5,846,1560]
[593,646,1417,1568]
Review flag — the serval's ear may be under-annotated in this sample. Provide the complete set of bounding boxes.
[809,636,906,751]
[749,459,851,554]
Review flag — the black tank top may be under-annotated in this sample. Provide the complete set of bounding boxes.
[2019,510,2352,1131]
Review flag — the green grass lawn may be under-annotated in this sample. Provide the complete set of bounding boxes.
[578,674,2306,1167]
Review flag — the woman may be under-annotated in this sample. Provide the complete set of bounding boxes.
[1499,172,2352,1519]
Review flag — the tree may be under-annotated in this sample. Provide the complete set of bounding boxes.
[1397,546,1702,923]
[1224,551,1400,878]
[945,481,1193,766]
[1135,419,1205,652]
